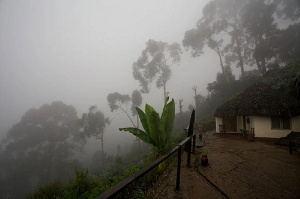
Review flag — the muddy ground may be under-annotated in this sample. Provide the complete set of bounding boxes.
[146,131,300,199]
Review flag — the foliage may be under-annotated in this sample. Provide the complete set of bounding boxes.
[0,101,85,199]
[201,150,208,157]
[133,39,182,99]
[107,90,143,128]
[166,130,186,152]
[79,106,109,167]
[183,0,300,77]
[119,98,175,155]
[276,23,300,64]
[66,170,101,199]
[196,62,300,130]
[26,180,65,199]
[131,89,143,117]
[195,68,261,130]
[262,62,300,98]
[79,105,109,139]
[184,0,247,76]
[26,124,187,199]
[107,92,131,112]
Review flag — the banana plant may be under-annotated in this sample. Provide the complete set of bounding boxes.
[119,97,175,155]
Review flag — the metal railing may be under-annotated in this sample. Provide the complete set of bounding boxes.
[95,133,196,199]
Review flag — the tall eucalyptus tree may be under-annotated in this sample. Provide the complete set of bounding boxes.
[133,39,182,101]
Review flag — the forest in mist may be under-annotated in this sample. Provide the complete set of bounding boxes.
[0,0,299,198]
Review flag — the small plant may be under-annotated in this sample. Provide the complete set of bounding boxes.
[201,150,208,166]
[66,169,100,198]
[201,150,208,157]
[26,180,65,199]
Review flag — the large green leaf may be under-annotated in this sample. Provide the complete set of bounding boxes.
[136,107,149,135]
[145,104,160,146]
[159,124,166,149]
[161,98,175,142]
[119,127,156,146]
[119,98,176,155]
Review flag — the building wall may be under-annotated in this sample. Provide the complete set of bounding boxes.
[250,116,300,138]
[215,117,222,133]
[292,116,300,130]
[215,116,243,133]
[215,116,300,138]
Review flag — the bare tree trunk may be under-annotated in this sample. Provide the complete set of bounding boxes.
[119,106,136,127]
[235,34,245,77]
[214,48,225,73]
[258,34,266,74]
[254,36,262,73]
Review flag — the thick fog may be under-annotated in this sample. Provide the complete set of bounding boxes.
[0,0,218,144]
[1,0,299,198]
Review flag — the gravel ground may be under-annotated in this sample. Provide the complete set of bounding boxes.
[147,131,300,199]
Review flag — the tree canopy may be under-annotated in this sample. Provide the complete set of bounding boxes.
[107,91,143,127]
[0,101,85,198]
[183,0,300,77]
[133,39,182,100]
[131,89,142,117]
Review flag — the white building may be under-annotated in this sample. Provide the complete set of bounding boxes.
[214,82,300,138]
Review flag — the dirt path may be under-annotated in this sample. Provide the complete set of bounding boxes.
[147,131,300,199]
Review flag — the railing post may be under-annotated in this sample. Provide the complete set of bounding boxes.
[187,138,191,167]
[176,145,181,190]
[192,133,196,154]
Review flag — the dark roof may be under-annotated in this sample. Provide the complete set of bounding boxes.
[214,82,300,118]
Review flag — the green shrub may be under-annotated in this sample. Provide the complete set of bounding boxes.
[66,169,100,199]
[27,128,184,199]
[26,180,65,199]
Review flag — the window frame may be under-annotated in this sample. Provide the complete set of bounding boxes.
[271,117,291,130]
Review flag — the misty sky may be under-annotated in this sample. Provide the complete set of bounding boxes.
[0,0,223,140]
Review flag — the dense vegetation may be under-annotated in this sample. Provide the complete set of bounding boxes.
[26,132,186,199]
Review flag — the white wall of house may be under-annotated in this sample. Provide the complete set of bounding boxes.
[215,116,300,138]
[215,117,222,133]
[291,116,300,131]
[245,116,300,138]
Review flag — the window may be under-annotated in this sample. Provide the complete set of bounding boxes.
[271,118,280,129]
[271,118,291,129]
[282,118,291,129]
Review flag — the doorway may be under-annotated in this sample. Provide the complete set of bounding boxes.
[222,117,237,132]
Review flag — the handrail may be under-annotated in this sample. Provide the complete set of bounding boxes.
[95,133,195,199]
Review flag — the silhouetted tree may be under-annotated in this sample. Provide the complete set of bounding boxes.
[79,105,109,166]
[184,0,300,77]
[241,0,279,74]
[107,92,134,126]
[184,0,247,77]
[133,39,182,100]
[0,101,85,198]
[276,23,300,64]
[183,14,226,73]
